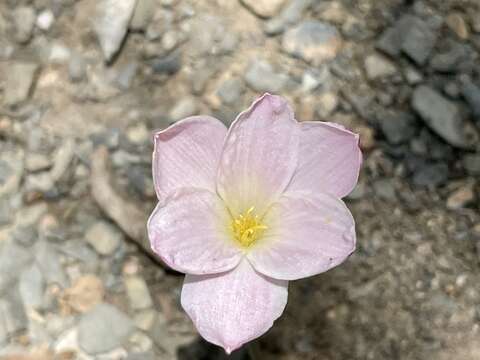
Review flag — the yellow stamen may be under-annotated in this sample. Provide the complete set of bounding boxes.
[231,207,267,248]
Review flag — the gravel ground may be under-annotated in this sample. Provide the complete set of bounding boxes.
[0,0,479,359]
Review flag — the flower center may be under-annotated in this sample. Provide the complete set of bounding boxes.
[231,207,267,248]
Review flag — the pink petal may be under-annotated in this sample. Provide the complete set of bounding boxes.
[287,121,362,198]
[153,116,227,201]
[247,191,356,280]
[181,260,288,353]
[147,188,242,275]
[217,94,299,216]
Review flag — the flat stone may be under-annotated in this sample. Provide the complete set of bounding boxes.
[0,288,28,338]
[412,163,449,188]
[216,78,244,105]
[430,41,468,72]
[411,85,474,148]
[34,241,68,287]
[0,198,12,226]
[377,15,437,65]
[364,53,397,79]
[264,0,313,35]
[124,275,153,310]
[401,17,437,65]
[380,112,417,145]
[78,303,134,354]
[13,6,36,44]
[282,20,342,65]
[51,138,75,182]
[68,53,87,82]
[151,51,182,75]
[19,264,45,310]
[244,59,289,93]
[0,150,24,197]
[447,184,475,209]
[85,221,123,256]
[26,153,51,172]
[240,0,285,18]
[446,13,469,40]
[0,239,32,294]
[94,0,137,61]
[4,62,39,107]
[169,97,198,122]
[130,0,155,31]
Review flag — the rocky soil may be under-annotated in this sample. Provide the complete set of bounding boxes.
[0,0,480,359]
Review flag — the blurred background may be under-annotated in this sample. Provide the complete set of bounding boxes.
[0,0,480,359]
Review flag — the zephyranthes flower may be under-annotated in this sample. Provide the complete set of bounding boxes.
[148,93,362,353]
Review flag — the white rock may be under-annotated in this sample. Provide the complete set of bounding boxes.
[364,53,397,80]
[94,0,137,61]
[85,221,123,256]
[36,10,54,30]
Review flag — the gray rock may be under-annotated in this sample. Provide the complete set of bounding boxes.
[0,198,12,226]
[169,97,198,122]
[461,79,480,117]
[380,112,416,145]
[130,0,155,31]
[411,85,474,148]
[373,179,396,201]
[85,221,123,256]
[264,0,313,35]
[282,20,342,65]
[4,62,39,106]
[35,241,68,287]
[0,150,24,198]
[68,53,87,82]
[19,264,45,310]
[240,0,285,18]
[430,42,468,72]
[216,78,244,105]
[13,6,36,44]
[244,59,288,93]
[124,275,153,310]
[12,226,38,248]
[0,288,28,339]
[412,163,449,188]
[0,239,32,294]
[78,303,134,354]
[94,0,137,61]
[151,51,182,75]
[401,18,437,65]
[377,15,437,65]
[462,154,480,175]
[26,153,51,172]
[364,53,397,80]
[116,62,138,90]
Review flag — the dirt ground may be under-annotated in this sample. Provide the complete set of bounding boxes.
[0,0,480,359]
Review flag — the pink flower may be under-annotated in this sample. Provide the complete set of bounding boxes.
[148,94,362,353]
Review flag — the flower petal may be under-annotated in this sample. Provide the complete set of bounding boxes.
[217,94,299,216]
[247,191,356,280]
[287,121,362,198]
[153,116,227,201]
[147,188,242,275]
[181,260,288,354]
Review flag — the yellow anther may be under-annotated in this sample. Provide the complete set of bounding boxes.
[231,206,267,247]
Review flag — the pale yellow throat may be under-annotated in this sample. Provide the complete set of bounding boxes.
[230,207,267,248]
